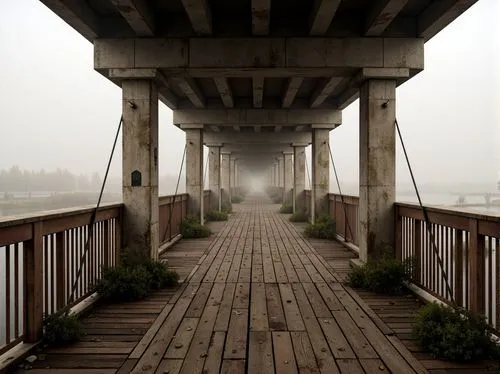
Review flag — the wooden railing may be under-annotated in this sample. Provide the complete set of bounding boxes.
[396,203,499,329]
[328,193,359,246]
[0,191,209,355]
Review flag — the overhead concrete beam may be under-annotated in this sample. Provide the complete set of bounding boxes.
[181,0,212,35]
[252,0,271,35]
[365,0,408,36]
[309,0,342,35]
[310,77,344,108]
[40,0,100,41]
[204,131,311,145]
[210,125,220,132]
[274,126,282,132]
[170,77,205,108]
[254,125,261,132]
[110,0,154,36]
[282,77,303,108]
[94,37,425,72]
[418,0,478,41]
[173,108,341,126]
[253,77,264,108]
[233,125,241,131]
[213,78,234,108]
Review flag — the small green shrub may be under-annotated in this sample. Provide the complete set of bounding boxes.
[289,211,309,222]
[231,195,243,203]
[143,259,179,289]
[272,196,283,204]
[180,216,212,238]
[304,215,336,239]
[413,302,500,362]
[347,257,410,295]
[205,210,228,221]
[97,265,152,302]
[279,204,293,214]
[43,311,81,347]
[221,203,233,214]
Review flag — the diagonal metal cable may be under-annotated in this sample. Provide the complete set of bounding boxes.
[395,118,454,303]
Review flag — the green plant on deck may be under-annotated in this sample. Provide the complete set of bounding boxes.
[413,302,500,362]
[347,254,413,295]
[272,195,283,204]
[304,215,336,239]
[143,259,179,289]
[42,310,82,347]
[221,202,233,214]
[289,211,309,222]
[279,204,293,214]
[205,210,229,222]
[231,195,244,203]
[180,215,212,238]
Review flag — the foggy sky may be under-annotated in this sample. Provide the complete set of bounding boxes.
[0,0,499,193]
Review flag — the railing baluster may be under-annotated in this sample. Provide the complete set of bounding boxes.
[6,244,11,345]
[14,243,19,339]
[469,218,485,315]
[24,222,43,342]
[56,231,65,311]
[413,219,422,284]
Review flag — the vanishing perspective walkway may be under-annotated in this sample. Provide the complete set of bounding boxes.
[14,194,499,374]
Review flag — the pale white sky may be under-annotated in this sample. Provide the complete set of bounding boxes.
[0,0,499,193]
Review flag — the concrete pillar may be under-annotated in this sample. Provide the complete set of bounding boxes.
[311,126,330,220]
[359,80,396,262]
[293,145,306,214]
[278,157,284,200]
[208,145,222,212]
[283,152,293,205]
[122,80,159,261]
[230,156,236,200]
[221,152,231,205]
[186,127,204,223]
[273,163,278,187]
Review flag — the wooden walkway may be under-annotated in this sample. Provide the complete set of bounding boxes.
[13,194,499,373]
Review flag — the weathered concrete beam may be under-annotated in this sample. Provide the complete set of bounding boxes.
[309,0,342,35]
[40,0,100,41]
[204,131,311,145]
[170,77,205,108]
[418,0,478,41]
[252,0,271,35]
[173,108,341,126]
[110,0,154,36]
[282,77,303,108]
[222,144,294,154]
[274,126,282,132]
[181,0,212,35]
[94,37,425,72]
[253,77,264,108]
[213,78,234,108]
[233,125,240,131]
[365,0,408,36]
[310,77,344,108]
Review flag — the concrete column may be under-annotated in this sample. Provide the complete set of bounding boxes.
[283,152,293,205]
[208,145,222,212]
[293,145,306,214]
[273,163,278,187]
[311,126,330,220]
[122,80,159,261]
[221,152,231,205]
[278,157,284,200]
[230,156,236,200]
[186,127,204,223]
[359,80,396,262]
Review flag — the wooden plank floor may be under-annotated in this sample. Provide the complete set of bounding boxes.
[14,194,497,374]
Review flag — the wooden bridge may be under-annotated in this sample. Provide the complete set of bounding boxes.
[2,193,498,373]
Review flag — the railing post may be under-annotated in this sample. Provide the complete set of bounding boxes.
[395,207,402,261]
[454,229,464,307]
[103,220,110,269]
[24,222,44,342]
[468,218,485,314]
[115,210,123,267]
[413,219,422,283]
[55,231,65,311]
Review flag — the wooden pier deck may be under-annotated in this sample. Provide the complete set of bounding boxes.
[13,194,499,374]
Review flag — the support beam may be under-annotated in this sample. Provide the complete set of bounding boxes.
[254,125,262,132]
[204,131,311,145]
[418,0,478,41]
[252,0,271,35]
[274,126,282,132]
[221,152,231,205]
[171,77,205,108]
[282,77,303,108]
[122,79,159,260]
[186,127,204,223]
[210,125,220,132]
[110,0,154,36]
[283,152,293,205]
[310,77,344,108]
[293,145,306,214]
[213,78,234,108]
[208,145,222,211]
[309,0,342,35]
[233,125,240,131]
[311,127,330,220]
[174,108,341,127]
[253,77,264,108]
[94,37,425,73]
[359,80,396,263]
[365,0,408,36]
[181,0,212,35]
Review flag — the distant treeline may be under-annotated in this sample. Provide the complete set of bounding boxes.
[0,166,102,193]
